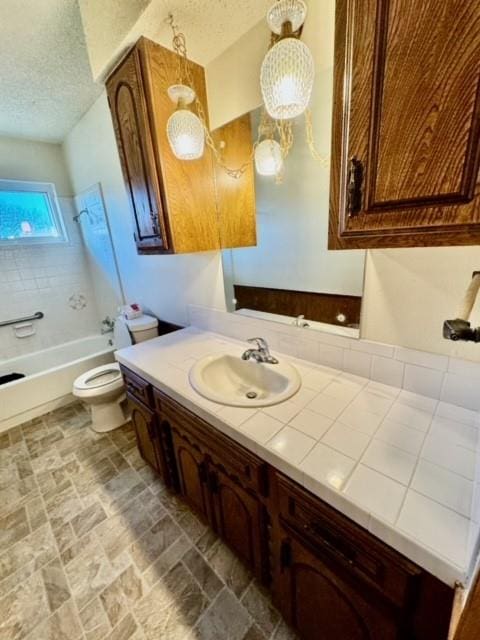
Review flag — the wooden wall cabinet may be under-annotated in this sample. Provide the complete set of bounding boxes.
[120,365,456,639]
[329,0,480,249]
[106,37,256,254]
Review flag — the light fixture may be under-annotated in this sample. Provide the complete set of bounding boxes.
[166,85,205,160]
[260,0,314,120]
[166,14,250,178]
[254,139,283,176]
[253,0,329,181]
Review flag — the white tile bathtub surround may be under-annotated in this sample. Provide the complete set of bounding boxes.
[0,198,100,360]
[187,304,480,411]
[115,327,480,587]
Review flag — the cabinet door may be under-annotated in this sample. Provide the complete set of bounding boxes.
[209,466,267,582]
[330,0,480,248]
[106,48,169,253]
[275,534,400,640]
[129,397,161,473]
[211,114,257,249]
[170,427,210,523]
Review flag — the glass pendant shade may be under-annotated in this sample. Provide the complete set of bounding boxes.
[255,139,283,176]
[166,84,205,160]
[261,37,314,120]
[167,109,204,160]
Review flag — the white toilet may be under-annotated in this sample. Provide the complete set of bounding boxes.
[73,314,158,432]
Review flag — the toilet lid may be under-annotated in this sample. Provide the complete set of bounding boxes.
[74,363,122,391]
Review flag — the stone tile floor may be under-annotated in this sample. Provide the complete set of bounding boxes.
[0,402,297,640]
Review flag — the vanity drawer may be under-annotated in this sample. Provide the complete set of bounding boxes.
[121,366,152,407]
[157,391,269,497]
[276,474,421,609]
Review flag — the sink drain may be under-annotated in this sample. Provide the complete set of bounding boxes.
[246,391,258,399]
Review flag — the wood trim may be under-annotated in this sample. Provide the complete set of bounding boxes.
[233,284,361,328]
[454,570,480,640]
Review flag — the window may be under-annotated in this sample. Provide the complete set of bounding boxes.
[0,179,68,245]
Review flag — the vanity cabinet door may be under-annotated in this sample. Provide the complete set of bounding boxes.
[330,0,480,249]
[208,465,268,582]
[170,427,211,524]
[129,397,162,473]
[106,46,168,254]
[275,533,400,640]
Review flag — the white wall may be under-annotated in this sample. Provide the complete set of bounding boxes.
[0,136,73,196]
[63,93,227,328]
[0,137,102,360]
[228,99,364,297]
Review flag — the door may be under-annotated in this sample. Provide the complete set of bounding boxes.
[209,465,267,581]
[275,533,400,640]
[330,0,480,248]
[129,397,162,473]
[106,48,169,253]
[170,426,210,523]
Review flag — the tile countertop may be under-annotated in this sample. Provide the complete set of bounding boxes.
[115,327,480,589]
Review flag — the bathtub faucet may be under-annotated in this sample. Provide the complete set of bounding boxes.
[101,316,115,334]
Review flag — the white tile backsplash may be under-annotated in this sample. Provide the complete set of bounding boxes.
[403,364,444,399]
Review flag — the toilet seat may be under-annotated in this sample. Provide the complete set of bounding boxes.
[74,363,123,393]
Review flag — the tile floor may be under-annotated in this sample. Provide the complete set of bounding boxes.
[0,402,296,640]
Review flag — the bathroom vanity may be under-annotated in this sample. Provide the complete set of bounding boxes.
[115,328,477,640]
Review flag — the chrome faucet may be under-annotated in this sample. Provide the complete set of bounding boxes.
[101,316,115,334]
[293,314,310,328]
[242,338,279,364]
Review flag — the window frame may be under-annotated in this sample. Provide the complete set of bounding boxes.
[0,178,68,246]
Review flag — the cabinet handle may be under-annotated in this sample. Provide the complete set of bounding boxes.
[303,522,354,566]
[346,157,363,217]
[280,540,292,569]
[150,210,160,236]
[198,461,208,484]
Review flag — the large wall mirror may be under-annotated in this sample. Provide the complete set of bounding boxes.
[221,102,366,338]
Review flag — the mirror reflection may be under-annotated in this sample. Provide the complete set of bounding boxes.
[222,106,366,338]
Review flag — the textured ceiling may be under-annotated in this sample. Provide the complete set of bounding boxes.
[80,0,273,79]
[124,0,273,65]
[0,0,103,142]
[0,0,274,142]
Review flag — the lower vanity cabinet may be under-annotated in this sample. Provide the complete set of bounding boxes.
[157,390,269,583]
[275,532,400,640]
[118,368,456,640]
[272,475,454,640]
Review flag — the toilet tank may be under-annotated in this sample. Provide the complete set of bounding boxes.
[125,314,159,344]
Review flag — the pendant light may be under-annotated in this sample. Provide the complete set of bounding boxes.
[260,0,314,120]
[166,85,205,160]
[165,14,250,178]
[254,139,283,176]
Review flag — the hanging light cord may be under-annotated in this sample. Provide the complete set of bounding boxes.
[167,13,251,179]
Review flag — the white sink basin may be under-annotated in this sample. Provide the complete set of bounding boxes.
[189,354,301,407]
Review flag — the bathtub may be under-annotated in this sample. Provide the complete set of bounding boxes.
[0,335,115,432]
